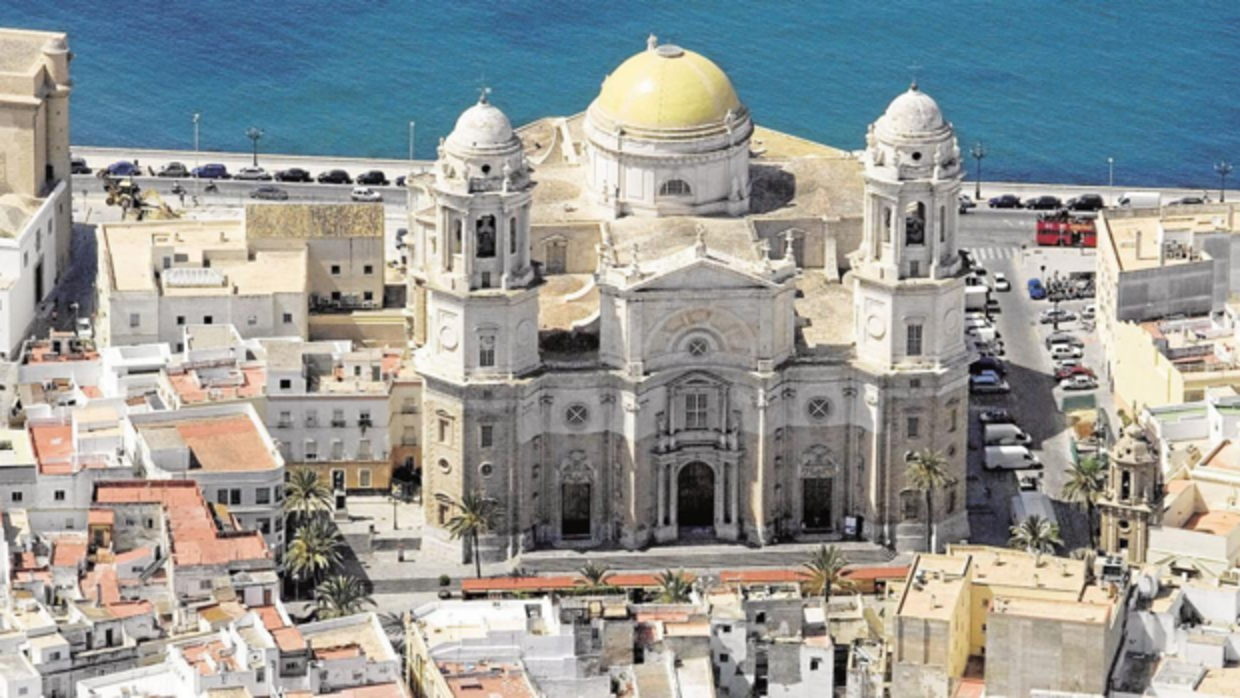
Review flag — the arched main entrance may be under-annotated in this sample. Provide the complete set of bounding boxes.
[677,462,715,535]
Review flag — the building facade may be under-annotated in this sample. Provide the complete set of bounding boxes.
[410,40,971,562]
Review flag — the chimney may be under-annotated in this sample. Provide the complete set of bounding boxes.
[95,583,103,607]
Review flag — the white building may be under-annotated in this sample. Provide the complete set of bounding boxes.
[0,28,74,358]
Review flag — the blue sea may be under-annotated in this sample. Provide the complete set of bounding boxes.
[4,1,1239,189]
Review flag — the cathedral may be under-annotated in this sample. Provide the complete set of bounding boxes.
[406,37,971,562]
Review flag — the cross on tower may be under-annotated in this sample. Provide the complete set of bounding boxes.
[907,63,923,91]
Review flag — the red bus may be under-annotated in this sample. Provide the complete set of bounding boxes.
[1036,213,1096,248]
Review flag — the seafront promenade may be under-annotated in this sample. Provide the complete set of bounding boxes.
[72,145,1219,204]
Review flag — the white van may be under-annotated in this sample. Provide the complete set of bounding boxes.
[984,424,1032,446]
[1010,491,1059,527]
[984,445,1042,471]
[1117,191,1161,209]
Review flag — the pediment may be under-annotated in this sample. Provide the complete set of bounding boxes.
[631,258,774,293]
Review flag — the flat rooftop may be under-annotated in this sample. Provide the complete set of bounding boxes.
[897,553,970,622]
[136,413,278,473]
[954,544,1087,596]
[990,595,1111,625]
[246,202,384,239]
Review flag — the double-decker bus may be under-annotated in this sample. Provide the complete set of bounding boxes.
[1036,212,1097,247]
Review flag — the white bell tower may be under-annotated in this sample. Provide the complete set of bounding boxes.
[409,93,541,383]
[851,83,969,371]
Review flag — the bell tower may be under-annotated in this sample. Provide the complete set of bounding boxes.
[408,93,541,383]
[852,83,969,372]
[1099,426,1161,563]
[851,84,971,552]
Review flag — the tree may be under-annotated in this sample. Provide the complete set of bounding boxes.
[284,467,333,524]
[802,544,855,603]
[905,449,952,553]
[315,575,375,620]
[287,516,345,593]
[578,561,613,590]
[378,611,406,656]
[1009,514,1063,567]
[1061,456,1106,548]
[654,569,694,604]
[444,491,502,578]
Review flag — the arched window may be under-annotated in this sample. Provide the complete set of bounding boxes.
[882,207,892,243]
[509,216,518,255]
[476,215,496,258]
[659,179,692,197]
[905,202,926,246]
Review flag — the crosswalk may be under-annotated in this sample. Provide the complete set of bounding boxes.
[963,246,1021,262]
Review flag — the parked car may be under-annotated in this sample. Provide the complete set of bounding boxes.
[1027,278,1047,300]
[234,166,272,181]
[317,169,353,184]
[1039,308,1078,324]
[992,272,1011,292]
[250,185,289,201]
[70,156,91,175]
[985,298,1002,315]
[1066,193,1105,211]
[75,317,93,340]
[970,356,1007,376]
[988,194,1023,209]
[275,167,313,183]
[1024,195,1063,211]
[107,161,141,177]
[1053,358,1081,372]
[979,408,1015,425]
[984,445,1043,471]
[984,424,1033,446]
[192,163,231,179]
[958,194,977,213]
[350,186,383,202]
[1049,344,1084,360]
[1055,364,1096,382]
[1045,331,1084,349]
[395,175,407,187]
[1082,304,1096,321]
[356,170,389,186]
[1166,196,1206,207]
[970,371,1011,394]
[1060,374,1099,390]
[158,161,190,178]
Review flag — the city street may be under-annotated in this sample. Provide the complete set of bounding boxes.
[957,208,1102,552]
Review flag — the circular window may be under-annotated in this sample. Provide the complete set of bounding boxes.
[686,337,709,357]
[806,397,831,420]
[479,463,494,478]
[1117,519,1131,532]
[911,151,922,161]
[438,458,451,474]
[481,164,492,175]
[565,404,589,427]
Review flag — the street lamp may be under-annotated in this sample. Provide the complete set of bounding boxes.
[193,113,200,198]
[408,120,416,163]
[1217,161,1233,203]
[970,142,987,201]
[1107,157,1114,205]
[246,127,264,168]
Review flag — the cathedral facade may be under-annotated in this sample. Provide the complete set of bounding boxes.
[407,38,971,562]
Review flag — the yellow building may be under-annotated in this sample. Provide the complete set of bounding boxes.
[893,545,1124,698]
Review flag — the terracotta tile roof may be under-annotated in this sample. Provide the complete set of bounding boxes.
[319,685,409,698]
[105,600,153,619]
[87,509,114,526]
[81,564,121,604]
[273,627,307,653]
[114,546,152,565]
[51,540,87,568]
[314,644,362,661]
[138,414,277,473]
[30,423,72,474]
[182,639,238,676]
[95,481,271,567]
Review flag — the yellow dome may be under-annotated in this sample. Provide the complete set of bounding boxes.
[593,43,742,133]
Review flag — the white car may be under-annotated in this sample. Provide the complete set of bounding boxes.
[1049,344,1083,360]
[75,317,93,340]
[350,186,383,202]
[1082,304,1097,321]
[993,272,1011,292]
[1060,374,1098,391]
[1053,357,1081,372]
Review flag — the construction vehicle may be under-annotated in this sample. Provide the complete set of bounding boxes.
[99,174,181,221]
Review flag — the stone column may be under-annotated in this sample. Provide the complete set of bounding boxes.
[669,463,678,528]
[729,461,739,527]
[714,463,724,526]
[657,460,666,527]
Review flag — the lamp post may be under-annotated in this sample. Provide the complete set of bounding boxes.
[1217,161,1233,203]
[1107,157,1114,205]
[246,127,264,168]
[193,113,200,199]
[408,121,416,163]
[970,142,987,201]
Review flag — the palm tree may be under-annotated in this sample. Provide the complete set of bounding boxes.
[578,561,613,590]
[1061,456,1106,548]
[1008,514,1063,567]
[287,516,345,594]
[379,611,407,656]
[906,449,952,553]
[444,491,502,578]
[315,574,375,619]
[284,467,333,525]
[802,545,855,604]
[654,569,694,604]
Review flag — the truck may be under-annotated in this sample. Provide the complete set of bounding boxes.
[1036,211,1097,247]
[965,280,990,310]
[1117,191,1162,209]
[1010,491,1059,527]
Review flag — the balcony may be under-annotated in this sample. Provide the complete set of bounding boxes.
[331,419,347,428]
